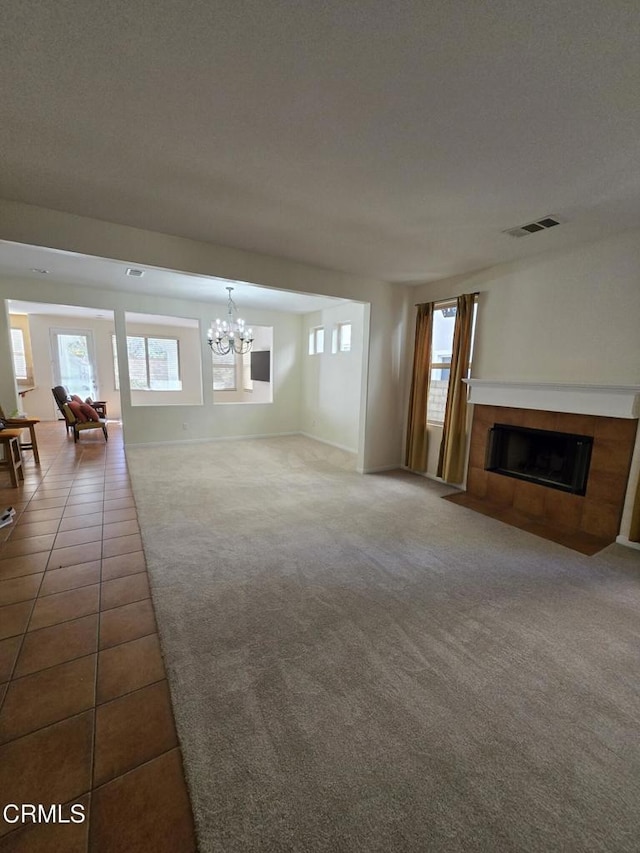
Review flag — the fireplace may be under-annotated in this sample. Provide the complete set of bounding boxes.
[485,423,593,496]
[445,384,639,553]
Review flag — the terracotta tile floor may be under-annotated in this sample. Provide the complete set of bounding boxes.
[0,422,197,852]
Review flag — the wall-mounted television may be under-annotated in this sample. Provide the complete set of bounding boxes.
[250,350,270,382]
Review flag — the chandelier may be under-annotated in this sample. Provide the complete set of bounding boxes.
[207,287,254,355]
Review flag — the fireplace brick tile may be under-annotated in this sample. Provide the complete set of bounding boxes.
[593,417,638,443]
[580,500,622,540]
[590,438,634,478]
[471,405,496,426]
[468,429,489,469]
[513,480,546,518]
[555,412,596,437]
[543,489,583,530]
[586,470,628,505]
[486,472,516,506]
[527,410,559,432]
[466,467,488,499]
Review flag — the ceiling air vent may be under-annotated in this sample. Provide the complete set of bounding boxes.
[126,268,145,277]
[503,215,563,238]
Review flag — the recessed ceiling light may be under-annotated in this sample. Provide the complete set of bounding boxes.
[126,268,145,277]
[30,268,49,274]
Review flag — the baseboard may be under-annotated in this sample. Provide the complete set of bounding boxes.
[360,464,402,474]
[399,465,465,490]
[615,535,640,551]
[298,432,357,455]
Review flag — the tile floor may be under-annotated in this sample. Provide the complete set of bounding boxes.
[0,422,196,852]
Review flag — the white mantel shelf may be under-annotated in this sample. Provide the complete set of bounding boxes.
[464,380,640,419]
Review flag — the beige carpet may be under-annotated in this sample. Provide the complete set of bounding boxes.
[127,435,640,852]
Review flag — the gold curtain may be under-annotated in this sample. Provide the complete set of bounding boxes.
[437,293,475,483]
[405,302,433,471]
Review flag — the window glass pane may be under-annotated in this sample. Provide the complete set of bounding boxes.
[428,368,449,424]
[127,336,148,389]
[431,306,456,366]
[316,328,324,354]
[10,328,27,379]
[55,333,94,396]
[339,323,351,352]
[308,330,315,355]
[212,349,236,390]
[112,335,120,390]
[148,337,181,390]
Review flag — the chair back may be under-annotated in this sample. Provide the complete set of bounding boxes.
[52,386,71,419]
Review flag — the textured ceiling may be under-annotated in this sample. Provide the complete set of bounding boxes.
[1,0,640,283]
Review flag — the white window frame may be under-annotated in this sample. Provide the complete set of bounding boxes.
[308,326,325,355]
[337,322,352,353]
[10,327,28,381]
[112,334,182,391]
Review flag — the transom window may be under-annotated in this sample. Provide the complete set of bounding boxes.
[331,322,352,353]
[308,327,324,355]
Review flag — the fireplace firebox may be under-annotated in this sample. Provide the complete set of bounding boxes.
[485,423,593,495]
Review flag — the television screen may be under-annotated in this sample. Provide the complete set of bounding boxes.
[250,350,270,382]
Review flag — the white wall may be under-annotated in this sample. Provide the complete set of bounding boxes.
[0,199,407,471]
[301,301,367,453]
[410,229,640,386]
[406,227,640,534]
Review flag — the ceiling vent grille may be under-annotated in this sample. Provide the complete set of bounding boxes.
[126,268,145,277]
[503,215,562,238]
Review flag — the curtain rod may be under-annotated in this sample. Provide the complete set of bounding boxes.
[414,291,479,307]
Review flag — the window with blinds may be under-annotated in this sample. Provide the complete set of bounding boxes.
[212,349,236,390]
[10,328,28,380]
[112,335,182,391]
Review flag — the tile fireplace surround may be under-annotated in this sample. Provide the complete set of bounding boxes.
[453,382,640,555]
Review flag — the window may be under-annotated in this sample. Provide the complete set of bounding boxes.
[212,349,236,391]
[10,328,28,380]
[427,300,477,424]
[331,322,352,353]
[112,335,182,391]
[213,325,273,403]
[308,327,324,355]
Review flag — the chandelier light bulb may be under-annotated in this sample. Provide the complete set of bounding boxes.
[207,286,254,355]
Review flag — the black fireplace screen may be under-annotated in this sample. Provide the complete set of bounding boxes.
[485,423,593,495]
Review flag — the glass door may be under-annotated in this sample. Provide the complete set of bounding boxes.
[51,329,99,402]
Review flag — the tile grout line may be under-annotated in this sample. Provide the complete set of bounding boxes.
[87,449,109,852]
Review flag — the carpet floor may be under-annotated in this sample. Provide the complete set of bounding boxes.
[126,435,640,853]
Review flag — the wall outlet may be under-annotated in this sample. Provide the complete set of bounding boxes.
[182,422,189,430]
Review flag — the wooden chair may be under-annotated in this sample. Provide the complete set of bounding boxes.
[0,430,25,486]
[0,406,41,464]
